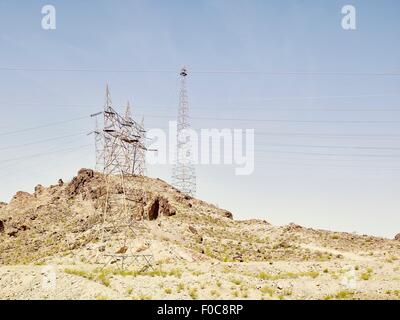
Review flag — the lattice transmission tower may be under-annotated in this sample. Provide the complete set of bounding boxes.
[124,102,147,176]
[172,67,196,196]
[91,85,153,269]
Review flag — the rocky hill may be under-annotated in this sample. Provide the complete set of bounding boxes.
[0,168,399,300]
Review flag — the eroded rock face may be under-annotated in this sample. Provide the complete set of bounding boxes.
[394,233,400,241]
[158,197,176,217]
[65,168,96,199]
[85,185,106,200]
[145,196,176,220]
[147,199,160,220]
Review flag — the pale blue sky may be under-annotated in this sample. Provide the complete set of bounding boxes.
[0,0,399,238]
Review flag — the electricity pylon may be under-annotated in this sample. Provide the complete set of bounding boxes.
[172,67,196,196]
[93,85,153,270]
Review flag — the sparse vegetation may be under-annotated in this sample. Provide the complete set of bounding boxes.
[177,283,185,293]
[257,271,319,280]
[64,268,111,287]
[230,278,242,286]
[260,286,274,297]
[189,288,198,300]
[325,290,355,300]
[360,268,373,281]
[1,168,399,300]
[164,288,172,294]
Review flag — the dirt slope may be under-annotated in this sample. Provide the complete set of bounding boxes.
[0,169,399,300]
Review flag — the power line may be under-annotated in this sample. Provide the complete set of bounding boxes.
[137,114,400,124]
[191,70,400,77]
[252,143,400,151]
[252,154,399,164]
[4,102,400,112]
[254,159,400,171]
[150,106,400,112]
[0,132,87,151]
[255,131,400,138]
[0,115,92,137]
[0,103,100,109]
[1,66,400,76]
[189,116,400,124]
[241,94,400,101]
[0,144,92,165]
[5,115,400,141]
[0,146,91,179]
[191,137,400,151]
[0,67,176,73]
[255,149,400,158]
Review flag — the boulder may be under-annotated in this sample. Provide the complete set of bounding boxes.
[394,233,400,241]
[188,225,198,235]
[188,225,203,243]
[115,246,128,254]
[7,228,18,237]
[232,253,244,262]
[221,210,233,219]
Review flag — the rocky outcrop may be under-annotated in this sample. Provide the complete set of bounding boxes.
[10,191,33,204]
[65,168,102,200]
[221,210,233,219]
[0,217,31,237]
[34,185,45,197]
[285,223,303,232]
[0,168,243,265]
[194,199,233,219]
[145,196,176,220]
[66,168,94,195]
[394,233,400,241]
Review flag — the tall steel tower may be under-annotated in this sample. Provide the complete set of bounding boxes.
[172,67,196,196]
[96,85,153,269]
[124,102,146,176]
